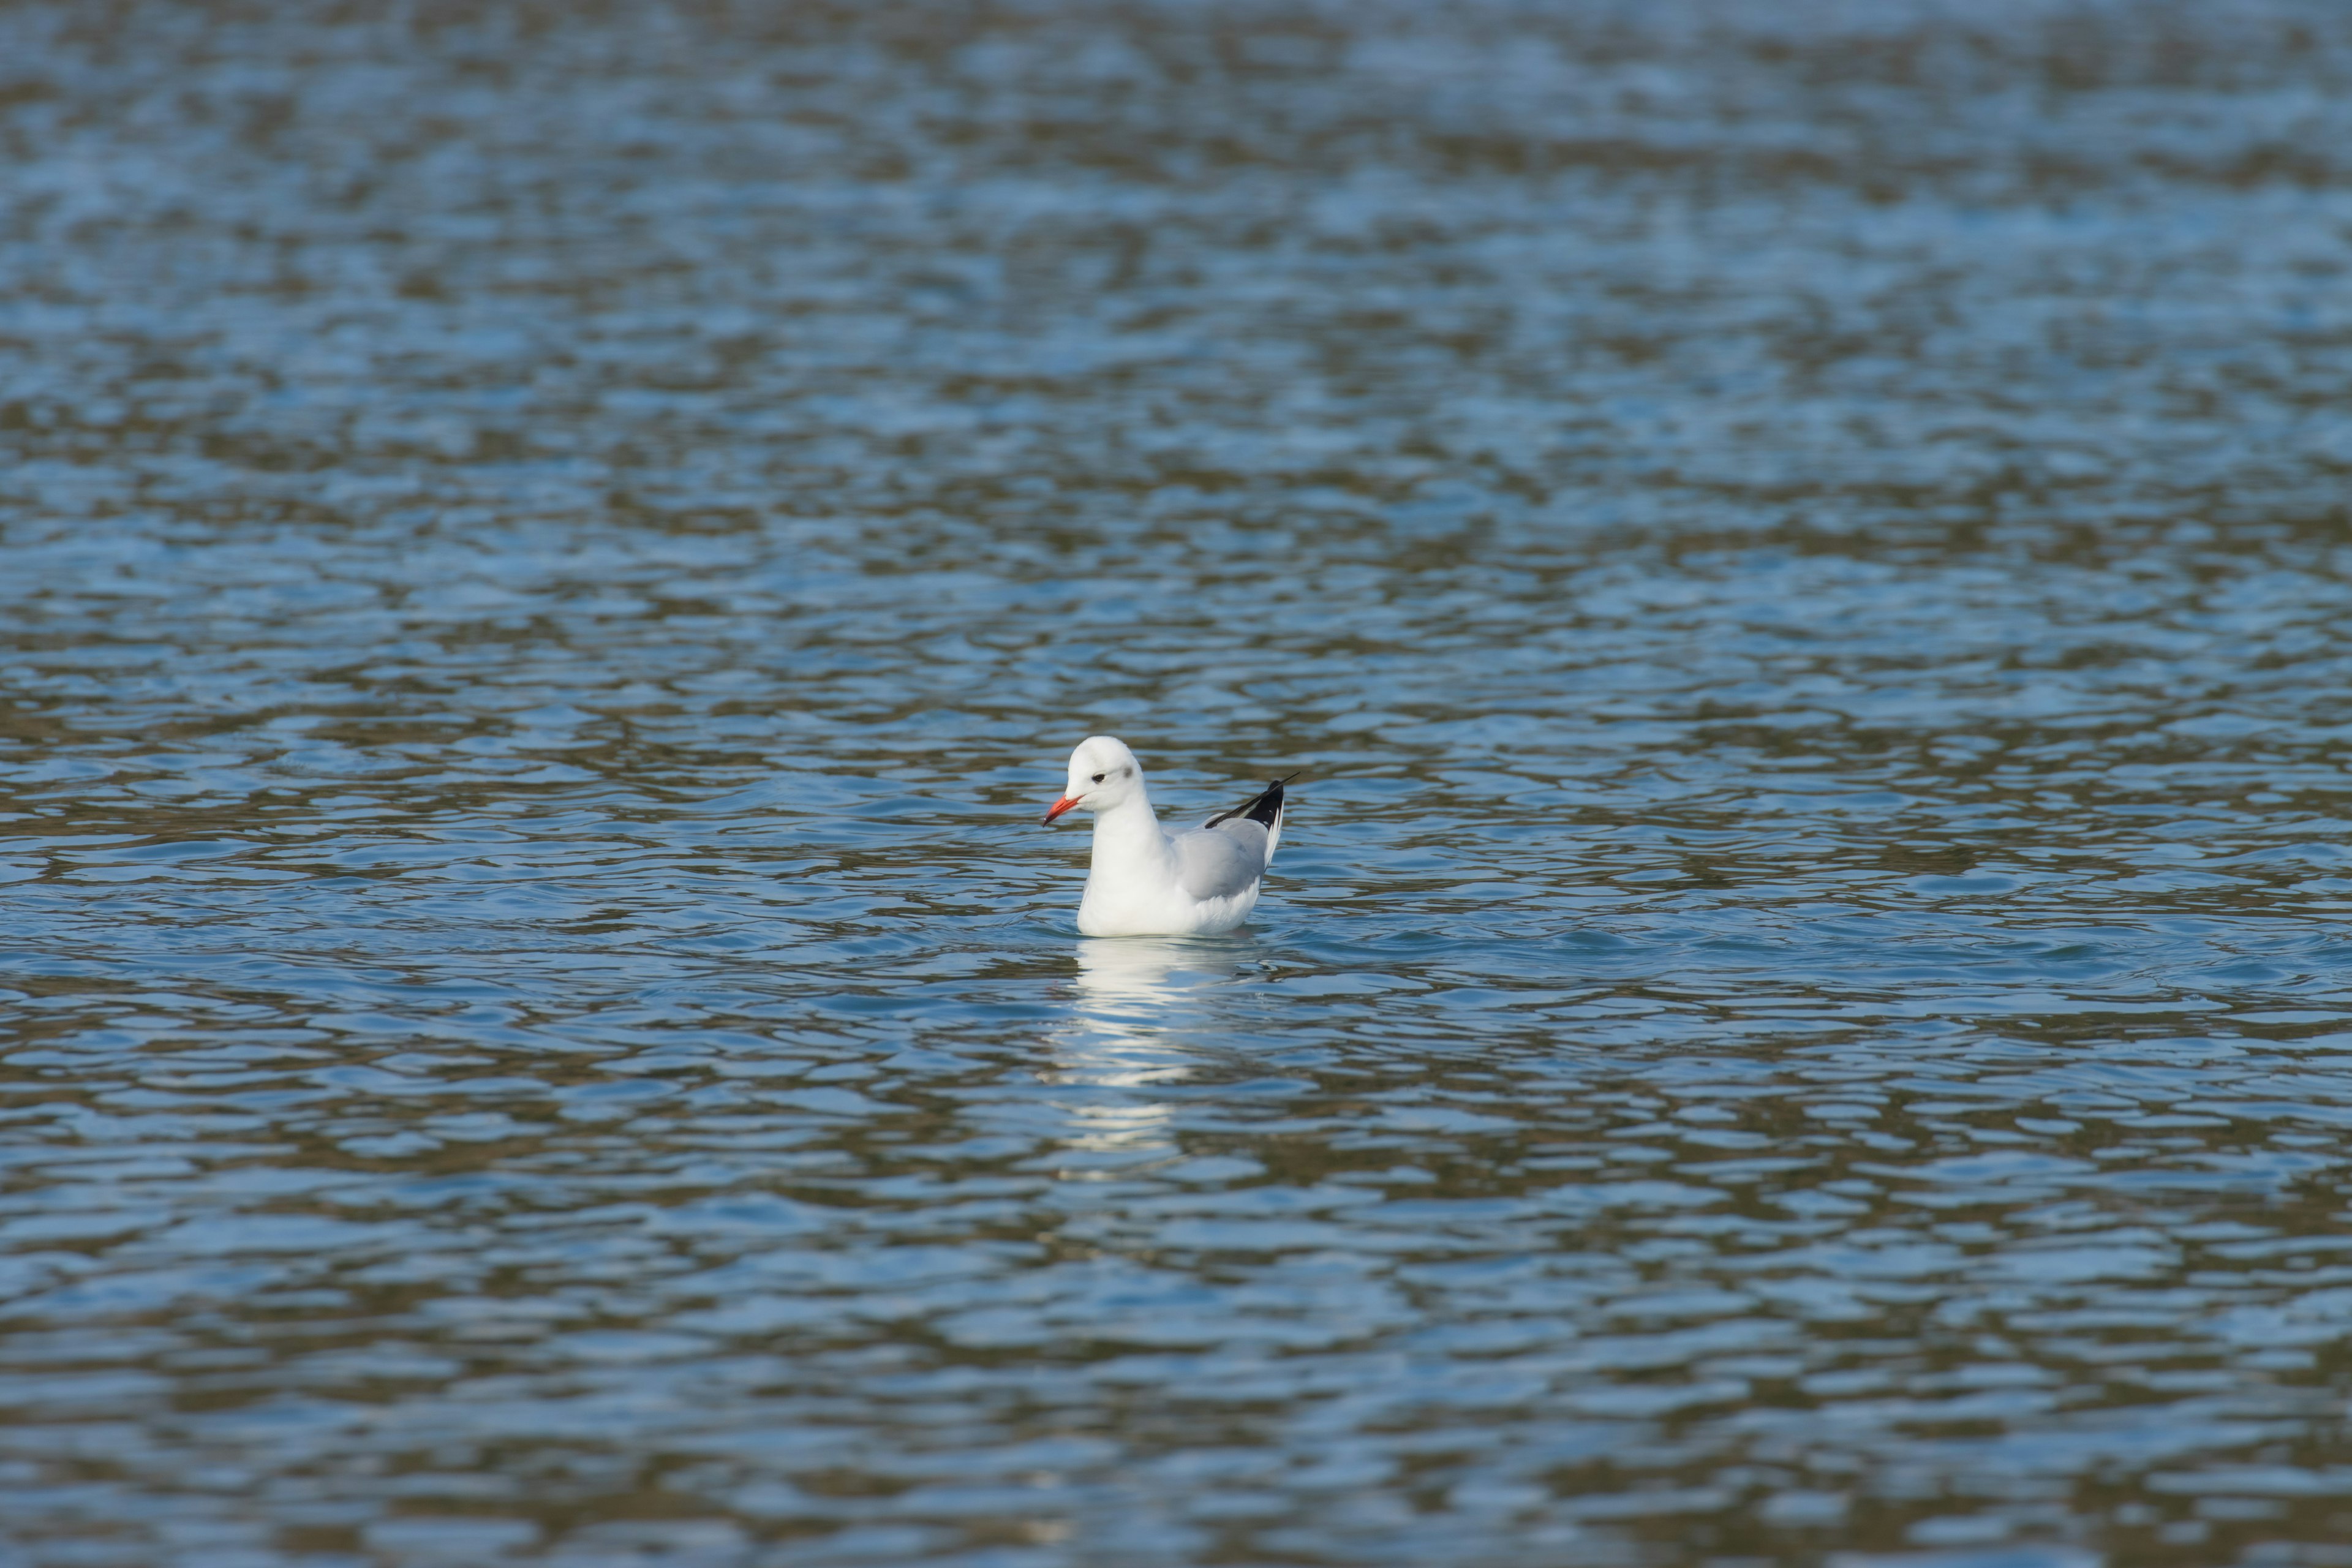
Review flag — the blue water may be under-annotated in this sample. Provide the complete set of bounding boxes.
[6,2,2352,1564]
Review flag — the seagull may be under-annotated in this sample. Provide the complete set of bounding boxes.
[1041,736,1294,937]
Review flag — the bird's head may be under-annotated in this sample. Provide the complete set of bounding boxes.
[1042,735,1144,824]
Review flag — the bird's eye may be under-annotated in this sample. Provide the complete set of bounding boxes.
[1091,772,1106,783]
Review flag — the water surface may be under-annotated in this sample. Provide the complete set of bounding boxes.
[6,2,2352,1564]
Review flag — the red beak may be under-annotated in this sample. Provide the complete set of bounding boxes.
[1042,794,1082,825]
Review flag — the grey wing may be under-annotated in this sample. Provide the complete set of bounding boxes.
[1173,819,1270,901]
[1204,774,1291,862]
[1204,780,1298,865]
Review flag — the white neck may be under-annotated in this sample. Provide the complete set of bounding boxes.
[1087,787,1170,875]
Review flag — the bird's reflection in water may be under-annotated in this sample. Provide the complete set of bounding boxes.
[1042,937,1259,1166]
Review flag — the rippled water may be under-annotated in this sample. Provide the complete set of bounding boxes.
[7,2,2352,1564]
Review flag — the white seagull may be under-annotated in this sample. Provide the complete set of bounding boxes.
[1041,736,1294,937]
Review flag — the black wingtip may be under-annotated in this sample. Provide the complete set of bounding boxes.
[1208,771,1299,830]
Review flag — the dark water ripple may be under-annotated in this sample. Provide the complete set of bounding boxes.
[7,1,2352,1564]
